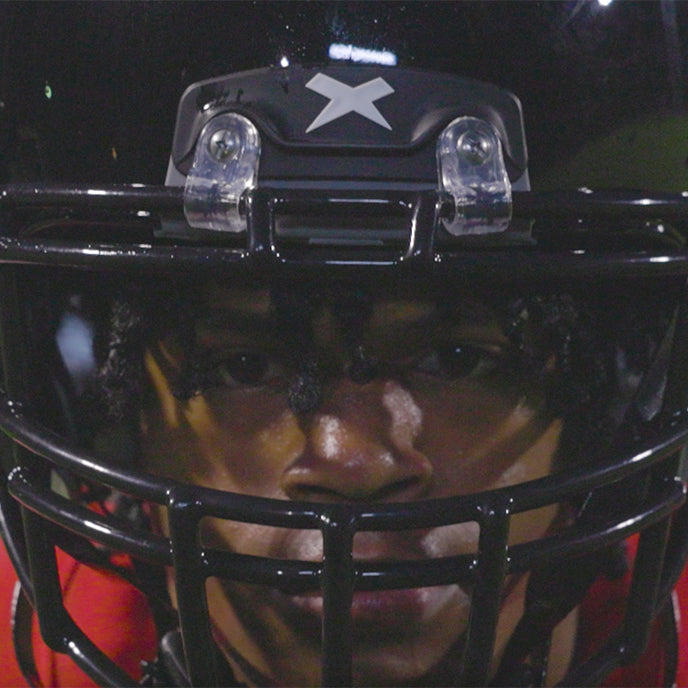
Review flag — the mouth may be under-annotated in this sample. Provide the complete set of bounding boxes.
[266,579,472,655]
[270,527,476,635]
[289,584,465,629]
[213,578,471,687]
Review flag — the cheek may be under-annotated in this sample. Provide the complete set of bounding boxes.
[414,381,515,460]
[141,386,305,497]
[413,380,558,495]
[201,517,298,559]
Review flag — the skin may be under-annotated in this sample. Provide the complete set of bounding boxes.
[140,284,571,686]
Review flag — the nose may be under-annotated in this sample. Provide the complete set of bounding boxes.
[280,379,434,502]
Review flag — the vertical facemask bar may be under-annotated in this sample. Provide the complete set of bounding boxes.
[11,581,41,688]
[0,266,34,596]
[659,279,688,429]
[561,476,678,686]
[20,502,134,685]
[168,488,218,687]
[320,516,356,687]
[459,502,510,686]
[407,191,440,262]
[652,280,688,615]
[620,493,673,662]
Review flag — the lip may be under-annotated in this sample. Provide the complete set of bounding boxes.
[285,583,463,631]
[272,528,477,634]
[281,526,479,566]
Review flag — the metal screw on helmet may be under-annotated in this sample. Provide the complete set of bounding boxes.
[208,128,241,162]
[456,129,494,165]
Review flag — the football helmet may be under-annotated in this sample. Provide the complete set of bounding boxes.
[1,3,688,687]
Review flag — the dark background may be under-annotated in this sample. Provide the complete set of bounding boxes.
[0,1,685,188]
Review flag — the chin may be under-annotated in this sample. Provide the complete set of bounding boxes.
[350,635,464,687]
[310,586,469,687]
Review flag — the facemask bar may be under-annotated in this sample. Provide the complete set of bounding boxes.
[2,390,687,686]
[2,184,688,277]
[2,184,688,687]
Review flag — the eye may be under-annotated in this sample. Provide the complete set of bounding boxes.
[414,343,499,381]
[210,351,277,388]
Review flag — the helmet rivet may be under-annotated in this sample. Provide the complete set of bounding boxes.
[456,129,494,165]
[207,128,241,162]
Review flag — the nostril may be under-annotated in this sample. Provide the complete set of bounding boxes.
[284,483,347,503]
[283,473,429,504]
[281,385,434,503]
[372,475,427,502]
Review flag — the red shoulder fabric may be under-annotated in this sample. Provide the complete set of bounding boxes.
[579,565,668,686]
[0,538,157,687]
[673,561,688,687]
[0,537,30,687]
[577,537,688,687]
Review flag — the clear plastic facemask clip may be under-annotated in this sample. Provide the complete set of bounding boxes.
[183,112,261,232]
[437,116,512,236]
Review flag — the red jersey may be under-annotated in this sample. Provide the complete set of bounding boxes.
[0,543,157,687]
[0,539,686,687]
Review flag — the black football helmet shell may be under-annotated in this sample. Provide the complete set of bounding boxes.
[2,3,688,687]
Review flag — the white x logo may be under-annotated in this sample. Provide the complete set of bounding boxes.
[305,73,395,133]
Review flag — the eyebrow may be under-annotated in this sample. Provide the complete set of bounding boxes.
[198,287,274,339]
[197,288,505,351]
[197,310,274,345]
[205,286,271,314]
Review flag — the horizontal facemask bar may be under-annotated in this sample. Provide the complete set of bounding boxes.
[2,384,687,545]
[272,193,413,246]
[3,392,688,687]
[4,183,688,219]
[1,185,688,281]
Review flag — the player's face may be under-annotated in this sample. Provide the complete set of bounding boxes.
[140,283,565,687]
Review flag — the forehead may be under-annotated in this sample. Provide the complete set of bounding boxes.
[198,282,507,341]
